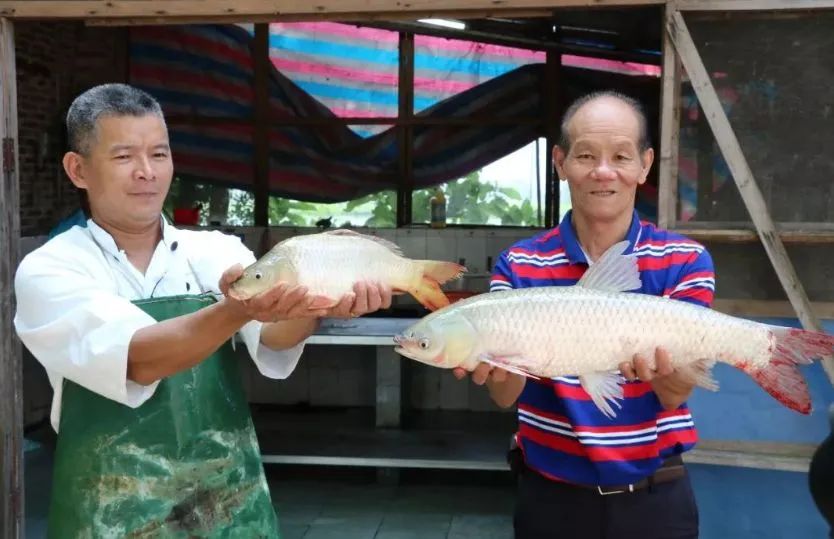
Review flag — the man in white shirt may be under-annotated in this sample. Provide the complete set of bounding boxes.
[14,83,391,538]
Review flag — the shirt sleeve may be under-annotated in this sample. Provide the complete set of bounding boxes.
[490,250,516,292]
[13,250,160,408]
[188,231,306,379]
[667,247,716,308]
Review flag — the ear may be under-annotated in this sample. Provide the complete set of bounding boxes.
[553,145,568,182]
[62,152,88,190]
[638,148,654,186]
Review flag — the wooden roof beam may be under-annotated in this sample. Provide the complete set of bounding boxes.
[0,1,663,20]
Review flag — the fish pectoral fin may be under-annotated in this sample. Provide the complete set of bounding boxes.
[678,359,720,392]
[479,354,541,380]
[576,240,641,293]
[579,371,625,419]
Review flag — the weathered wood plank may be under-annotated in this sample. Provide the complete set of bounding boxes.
[83,9,557,26]
[252,23,270,228]
[686,439,814,473]
[666,10,834,384]
[0,16,23,539]
[657,1,681,229]
[677,0,834,11]
[0,0,662,19]
[713,299,834,320]
[674,228,834,245]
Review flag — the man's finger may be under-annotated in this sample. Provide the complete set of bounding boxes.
[380,285,393,310]
[633,354,655,381]
[275,285,308,314]
[453,368,467,380]
[352,282,369,314]
[219,264,245,294]
[330,293,355,319]
[249,282,288,311]
[654,347,674,377]
[471,363,492,385]
[366,282,382,313]
[619,361,637,381]
[491,368,508,384]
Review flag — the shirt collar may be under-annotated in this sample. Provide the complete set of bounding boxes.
[558,209,643,265]
[86,214,178,258]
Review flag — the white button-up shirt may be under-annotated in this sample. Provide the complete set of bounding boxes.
[14,217,306,432]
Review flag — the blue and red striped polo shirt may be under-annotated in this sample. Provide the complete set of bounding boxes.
[491,209,716,487]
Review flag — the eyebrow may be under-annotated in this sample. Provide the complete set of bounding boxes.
[108,143,170,153]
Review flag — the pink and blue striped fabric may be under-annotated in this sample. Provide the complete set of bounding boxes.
[128,23,660,205]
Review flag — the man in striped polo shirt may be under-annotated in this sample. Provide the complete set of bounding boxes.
[456,91,714,538]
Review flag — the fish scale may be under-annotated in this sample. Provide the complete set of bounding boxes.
[395,240,834,418]
[448,287,771,377]
[229,229,465,311]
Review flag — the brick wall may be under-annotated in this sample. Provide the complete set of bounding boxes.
[15,21,126,237]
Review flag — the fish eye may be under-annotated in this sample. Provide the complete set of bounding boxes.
[254,272,262,280]
[418,338,430,350]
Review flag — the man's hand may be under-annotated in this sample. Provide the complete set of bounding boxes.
[323,282,393,319]
[618,347,696,410]
[453,363,510,385]
[219,264,331,323]
[453,363,526,409]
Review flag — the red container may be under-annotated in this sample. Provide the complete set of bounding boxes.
[173,208,200,226]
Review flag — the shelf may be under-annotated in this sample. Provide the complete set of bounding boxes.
[253,408,816,474]
[671,222,834,244]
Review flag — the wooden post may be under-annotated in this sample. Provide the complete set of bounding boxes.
[396,32,414,227]
[252,23,270,228]
[657,1,681,229]
[543,50,561,228]
[0,16,23,539]
[666,9,834,383]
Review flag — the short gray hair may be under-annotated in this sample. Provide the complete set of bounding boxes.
[558,90,651,153]
[66,83,165,155]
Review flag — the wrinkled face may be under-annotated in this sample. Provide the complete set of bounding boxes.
[393,314,477,369]
[228,254,294,300]
[64,114,173,231]
[554,97,654,224]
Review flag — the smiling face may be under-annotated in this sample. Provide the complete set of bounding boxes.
[553,96,654,224]
[63,113,173,231]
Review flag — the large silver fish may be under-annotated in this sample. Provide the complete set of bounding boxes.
[394,240,833,417]
[229,229,465,311]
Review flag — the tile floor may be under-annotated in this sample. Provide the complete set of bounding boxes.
[24,435,516,539]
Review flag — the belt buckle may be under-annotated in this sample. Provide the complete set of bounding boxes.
[597,483,634,495]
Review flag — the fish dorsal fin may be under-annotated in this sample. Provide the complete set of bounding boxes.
[322,229,403,256]
[576,240,641,293]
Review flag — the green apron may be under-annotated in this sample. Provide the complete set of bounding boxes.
[46,294,280,539]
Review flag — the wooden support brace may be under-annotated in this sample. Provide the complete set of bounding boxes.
[0,16,23,539]
[666,9,834,384]
[657,1,681,229]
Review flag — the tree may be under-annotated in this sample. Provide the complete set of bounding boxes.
[171,169,541,228]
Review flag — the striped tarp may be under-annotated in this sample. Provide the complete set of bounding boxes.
[129,22,661,211]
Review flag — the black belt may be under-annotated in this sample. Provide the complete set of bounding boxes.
[512,449,685,496]
[570,455,686,495]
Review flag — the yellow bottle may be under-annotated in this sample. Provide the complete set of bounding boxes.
[430,188,446,229]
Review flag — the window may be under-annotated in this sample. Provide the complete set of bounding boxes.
[411,138,548,226]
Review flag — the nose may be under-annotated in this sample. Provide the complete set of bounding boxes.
[135,155,156,181]
[593,159,617,181]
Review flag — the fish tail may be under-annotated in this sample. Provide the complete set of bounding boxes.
[410,276,451,311]
[739,327,834,414]
[416,260,467,284]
